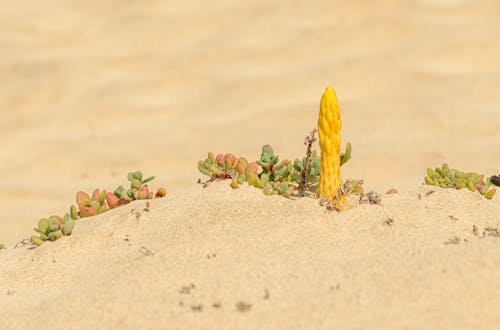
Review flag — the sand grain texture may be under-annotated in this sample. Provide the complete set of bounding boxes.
[1,183,500,329]
[1,0,500,244]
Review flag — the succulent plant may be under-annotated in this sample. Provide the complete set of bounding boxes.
[262,180,295,197]
[113,185,133,203]
[292,150,321,184]
[424,164,496,199]
[257,145,279,173]
[114,171,165,203]
[257,145,293,183]
[198,153,245,180]
[245,161,263,188]
[198,142,358,201]
[128,170,155,189]
[31,214,75,246]
[31,170,167,246]
[76,189,108,218]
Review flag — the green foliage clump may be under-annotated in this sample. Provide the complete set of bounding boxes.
[31,171,166,246]
[198,146,310,197]
[424,164,496,199]
[197,132,362,198]
[32,215,74,245]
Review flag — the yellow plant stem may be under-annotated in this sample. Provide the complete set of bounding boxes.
[317,86,346,210]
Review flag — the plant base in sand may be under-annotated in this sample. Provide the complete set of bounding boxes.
[197,131,363,204]
[31,171,167,246]
[424,164,496,199]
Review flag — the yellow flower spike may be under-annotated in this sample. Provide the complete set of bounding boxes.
[317,86,347,210]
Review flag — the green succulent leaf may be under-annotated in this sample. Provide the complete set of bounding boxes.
[48,230,62,241]
[70,205,79,220]
[37,218,50,235]
[256,160,270,169]
[142,176,155,184]
[31,236,45,245]
[198,161,210,176]
[340,142,351,166]
[133,171,143,181]
[62,219,75,235]
[208,152,216,165]
[114,186,126,198]
[131,179,142,190]
[260,145,278,166]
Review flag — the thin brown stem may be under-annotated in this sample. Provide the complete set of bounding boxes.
[298,129,317,196]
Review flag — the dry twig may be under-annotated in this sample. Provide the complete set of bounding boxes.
[298,129,317,195]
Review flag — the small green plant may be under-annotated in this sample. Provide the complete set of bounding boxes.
[198,153,246,184]
[31,171,166,246]
[424,164,496,199]
[197,131,363,198]
[32,215,75,245]
[76,189,108,217]
[257,145,295,196]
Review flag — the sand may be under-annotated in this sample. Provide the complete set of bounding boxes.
[1,183,500,329]
[1,0,500,328]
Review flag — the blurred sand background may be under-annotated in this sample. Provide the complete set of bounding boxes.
[1,1,500,328]
[1,0,500,245]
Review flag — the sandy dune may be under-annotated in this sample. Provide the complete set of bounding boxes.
[1,183,500,328]
[1,0,500,328]
[1,0,500,245]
